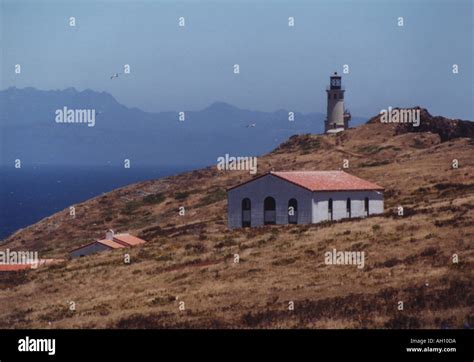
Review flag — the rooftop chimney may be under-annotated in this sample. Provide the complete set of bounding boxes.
[106,229,114,240]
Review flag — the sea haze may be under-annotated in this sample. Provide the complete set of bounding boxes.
[0,165,196,241]
[0,87,367,167]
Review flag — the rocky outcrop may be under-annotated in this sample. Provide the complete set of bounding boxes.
[368,107,474,142]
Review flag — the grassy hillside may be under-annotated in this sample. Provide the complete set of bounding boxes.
[1,109,473,329]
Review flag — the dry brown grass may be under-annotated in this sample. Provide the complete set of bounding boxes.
[0,116,473,329]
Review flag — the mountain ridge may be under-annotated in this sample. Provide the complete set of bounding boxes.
[0,87,367,166]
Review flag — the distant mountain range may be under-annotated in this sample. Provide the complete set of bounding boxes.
[0,87,367,166]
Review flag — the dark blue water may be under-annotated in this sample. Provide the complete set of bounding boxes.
[0,165,197,241]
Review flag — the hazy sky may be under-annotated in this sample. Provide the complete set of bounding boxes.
[1,0,473,119]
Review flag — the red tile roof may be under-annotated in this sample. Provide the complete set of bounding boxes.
[69,234,146,254]
[228,171,384,192]
[97,239,126,249]
[113,234,146,247]
[0,259,65,272]
[0,264,33,272]
[271,171,384,191]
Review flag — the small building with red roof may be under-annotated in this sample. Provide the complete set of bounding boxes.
[227,170,384,228]
[70,230,146,258]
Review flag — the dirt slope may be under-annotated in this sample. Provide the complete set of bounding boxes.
[0,109,473,329]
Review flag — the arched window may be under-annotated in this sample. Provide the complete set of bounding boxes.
[364,197,369,216]
[264,197,276,225]
[241,198,251,227]
[346,198,351,218]
[328,198,333,221]
[288,198,298,224]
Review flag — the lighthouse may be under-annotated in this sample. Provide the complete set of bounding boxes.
[325,72,351,133]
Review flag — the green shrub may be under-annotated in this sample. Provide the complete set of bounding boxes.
[360,160,390,167]
[372,224,381,232]
[197,188,227,206]
[143,193,166,205]
[358,145,381,154]
[174,191,190,200]
[121,200,143,215]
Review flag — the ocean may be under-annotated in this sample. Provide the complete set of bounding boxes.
[0,165,197,241]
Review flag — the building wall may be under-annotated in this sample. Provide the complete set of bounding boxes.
[70,242,111,258]
[312,190,384,223]
[227,174,313,229]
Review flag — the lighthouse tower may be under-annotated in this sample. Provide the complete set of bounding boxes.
[325,72,351,133]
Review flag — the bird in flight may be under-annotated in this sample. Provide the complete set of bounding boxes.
[110,73,119,80]
[246,123,256,128]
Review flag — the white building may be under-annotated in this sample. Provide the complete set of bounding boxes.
[227,171,384,229]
